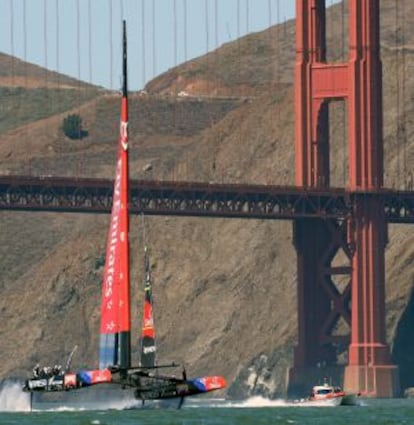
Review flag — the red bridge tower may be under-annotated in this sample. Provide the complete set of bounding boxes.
[289,0,399,397]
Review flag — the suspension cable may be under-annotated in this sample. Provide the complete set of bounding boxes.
[174,0,177,67]
[395,0,401,188]
[109,0,113,89]
[88,0,92,85]
[43,0,48,89]
[153,0,156,77]
[341,0,346,186]
[400,0,407,187]
[141,0,146,88]
[10,0,15,84]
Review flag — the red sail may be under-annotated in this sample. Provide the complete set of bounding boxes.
[100,97,130,335]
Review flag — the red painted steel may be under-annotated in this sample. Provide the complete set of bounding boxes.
[293,0,399,397]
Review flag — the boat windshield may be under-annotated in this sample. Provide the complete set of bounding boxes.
[316,388,333,395]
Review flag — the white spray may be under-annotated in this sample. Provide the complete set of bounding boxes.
[0,380,31,412]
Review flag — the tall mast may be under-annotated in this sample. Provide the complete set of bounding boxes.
[118,19,131,370]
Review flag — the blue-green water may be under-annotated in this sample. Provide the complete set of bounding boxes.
[1,398,414,425]
[1,383,414,424]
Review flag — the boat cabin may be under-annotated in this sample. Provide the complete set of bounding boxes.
[310,383,344,399]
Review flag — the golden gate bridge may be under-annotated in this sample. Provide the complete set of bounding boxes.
[0,0,413,398]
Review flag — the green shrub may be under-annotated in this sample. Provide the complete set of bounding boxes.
[62,113,86,139]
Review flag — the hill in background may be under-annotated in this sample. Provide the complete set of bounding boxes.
[0,2,413,398]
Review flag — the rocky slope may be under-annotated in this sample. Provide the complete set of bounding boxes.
[0,2,413,398]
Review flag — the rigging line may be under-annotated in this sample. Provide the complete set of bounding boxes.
[141,213,147,249]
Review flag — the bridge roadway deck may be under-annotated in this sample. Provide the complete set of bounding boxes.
[0,175,413,223]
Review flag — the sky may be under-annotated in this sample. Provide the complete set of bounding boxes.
[0,0,336,91]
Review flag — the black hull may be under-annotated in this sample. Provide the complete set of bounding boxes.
[29,383,181,411]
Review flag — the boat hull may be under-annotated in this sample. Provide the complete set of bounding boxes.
[302,393,359,407]
[340,393,359,406]
[28,383,181,411]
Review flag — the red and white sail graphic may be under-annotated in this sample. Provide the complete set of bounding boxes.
[100,97,130,335]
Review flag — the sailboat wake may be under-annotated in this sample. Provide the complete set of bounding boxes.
[0,380,31,412]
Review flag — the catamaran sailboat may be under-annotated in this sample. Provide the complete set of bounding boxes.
[23,20,226,410]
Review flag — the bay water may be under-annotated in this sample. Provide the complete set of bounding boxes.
[1,381,413,424]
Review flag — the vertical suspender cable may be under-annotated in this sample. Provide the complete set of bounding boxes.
[276,0,280,78]
[153,0,156,78]
[205,0,209,54]
[172,0,178,147]
[341,0,346,186]
[214,0,218,95]
[400,0,407,187]
[205,0,209,96]
[23,0,29,169]
[109,0,113,89]
[237,0,240,90]
[88,0,92,85]
[43,0,48,88]
[23,0,27,88]
[77,0,81,90]
[395,0,401,188]
[183,0,188,180]
[246,0,249,34]
[55,0,60,144]
[183,0,187,62]
[141,0,146,88]
[43,0,48,175]
[174,0,177,67]
[9,0,15,84]
[56,0,60,89]
[76,0,83,176]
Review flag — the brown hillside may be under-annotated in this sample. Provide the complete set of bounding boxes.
[0,52,99,89]
[0,2,413,399]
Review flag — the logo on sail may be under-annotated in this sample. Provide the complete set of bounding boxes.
[120,120,128,151]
